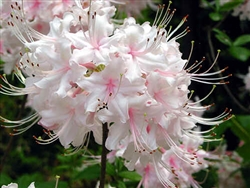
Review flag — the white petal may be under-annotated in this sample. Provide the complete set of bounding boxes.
[1,183,18,188]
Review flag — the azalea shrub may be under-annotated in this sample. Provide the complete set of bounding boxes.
[0,0,250,188]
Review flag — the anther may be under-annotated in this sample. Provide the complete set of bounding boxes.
[224,107,229,113]
[184,14,189,21]
[33,135,38,139]
[221,66,229,72]
[210,132,216,137]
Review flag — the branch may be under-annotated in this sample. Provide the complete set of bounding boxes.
[99,122,109,188]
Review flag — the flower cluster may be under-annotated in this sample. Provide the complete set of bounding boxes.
[0,0,75,74]
[0,0,158,74]
[0,0,232,187]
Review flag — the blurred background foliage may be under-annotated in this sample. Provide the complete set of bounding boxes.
[1,0,250,187]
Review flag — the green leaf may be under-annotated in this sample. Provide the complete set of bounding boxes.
[220,0,244,12]
[236,142,250,162]
[118,171,141,181]
[230,116,250,143]
[74,164,100,180]
[17,174,39,188]
[0,58,4,64]
[115,157,125,172]
[193,167,219,187]
[0,173,12,185]
[117,180,127,188]
[106,162,116,176]
[36,181,68,188]
[236,115,250,130]
[213,29,232,46]
[233,35,250,46]
[241,162,250,187]
[229,46,250,62]
[201,0,214,9]
[209,12,223,21]
[215,0,220,11]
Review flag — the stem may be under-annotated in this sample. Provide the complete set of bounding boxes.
[99,122,109,188]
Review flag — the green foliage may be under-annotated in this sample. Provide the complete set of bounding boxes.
[229,46,250,62]
[219,1,244,12]
[117,181,126,188]
[213,28,232,46]
[0,173,12,185]
[35,181,68,188]
[233,35,250,46]
[209,12,223,21]
[118,171,142,181]
[204,0,244,21]
[193,167,219,188]
[74,164,101,181]
[106,158,141,188]
[230,116,250,162]
[213,29,250,61]
[230,116,250,143]
[241,163,250,187]
[237,143,250,162]
[15,174,42,188]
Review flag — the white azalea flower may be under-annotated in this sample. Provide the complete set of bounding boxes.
[1,182,35,188]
